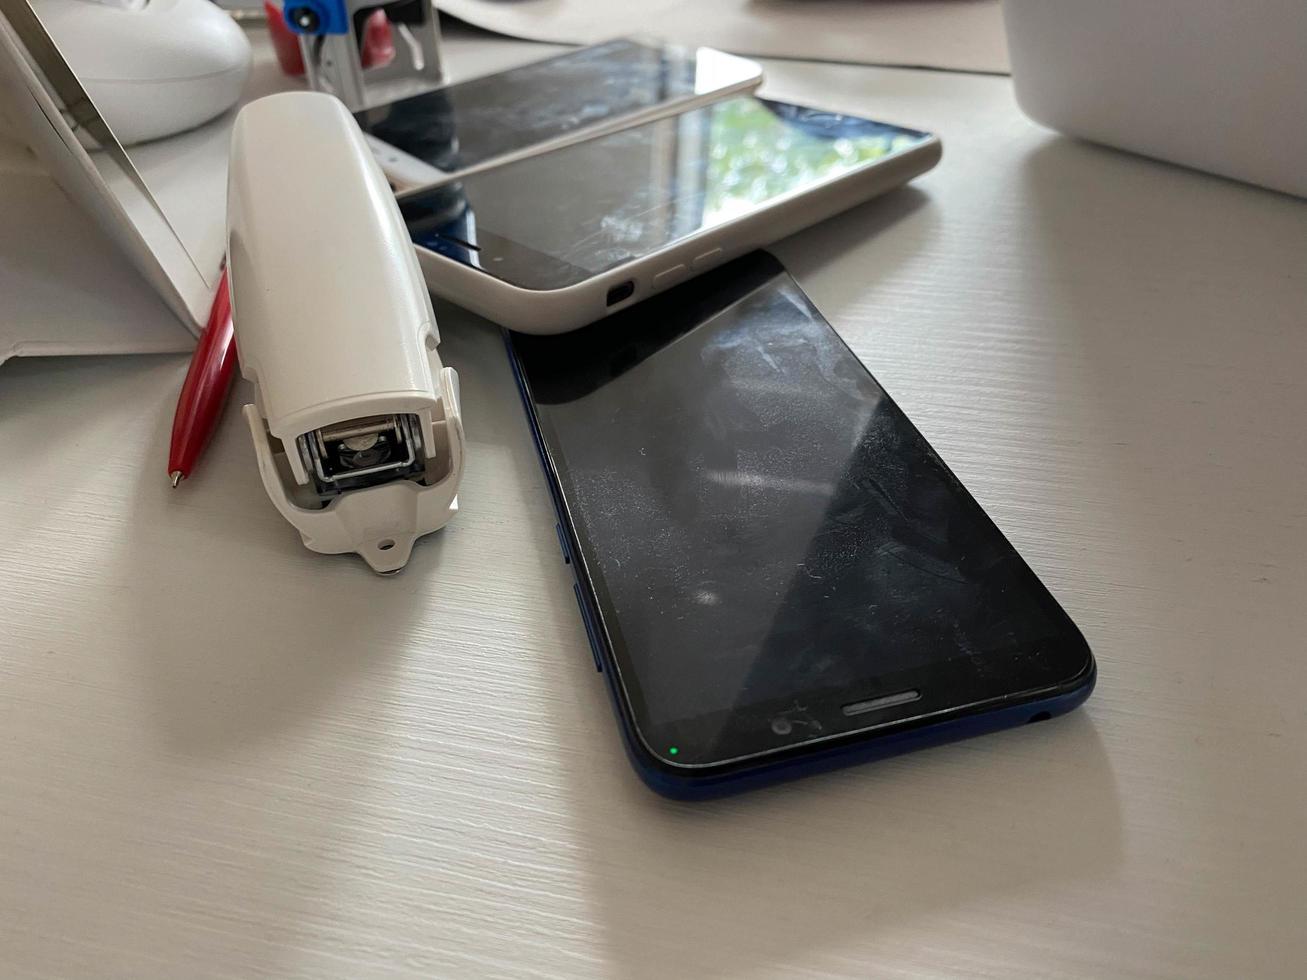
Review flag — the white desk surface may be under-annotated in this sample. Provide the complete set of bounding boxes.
[2,31,1306,980]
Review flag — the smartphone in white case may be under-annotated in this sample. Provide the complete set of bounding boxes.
[402,96,941,334]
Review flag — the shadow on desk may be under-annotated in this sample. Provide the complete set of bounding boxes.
[1015,137,1307,967]
[775,185,935,315]
[0,351,435,977]
[564,703,1120,979]
[1017,135,1307,658]
[462,184,1126,976]
[117,388,428,755]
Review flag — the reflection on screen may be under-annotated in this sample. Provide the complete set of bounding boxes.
[700,99,922,223]
[401,97,933,290]
[515,257,1065,736]
[357,39,752,174]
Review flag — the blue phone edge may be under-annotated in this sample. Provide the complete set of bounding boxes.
[502,327,1096,802]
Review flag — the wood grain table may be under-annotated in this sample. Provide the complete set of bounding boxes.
[2,29,1305,980]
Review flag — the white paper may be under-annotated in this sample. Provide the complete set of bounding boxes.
[0,16,295,365]
[0,137,196,365]
[434,0,1010,74]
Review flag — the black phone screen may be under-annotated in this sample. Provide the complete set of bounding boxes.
[510,254,1091,767]
[401,98,934,290]
[355,39,756,176]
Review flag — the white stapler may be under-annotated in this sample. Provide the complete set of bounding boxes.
[227,91,465,574]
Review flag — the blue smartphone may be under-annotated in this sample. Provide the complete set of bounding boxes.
[505,252,1095,799]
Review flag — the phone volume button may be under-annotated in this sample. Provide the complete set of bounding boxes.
[652,264,686,289]
[555,523,572,564]
[573,583,604,673]
[691,247,722,270]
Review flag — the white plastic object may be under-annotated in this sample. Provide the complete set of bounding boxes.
[227,91,465,574]
[1003,0,1307,199]
[34,0,251,145]
[362,133,450,193]
[412,132,940,335]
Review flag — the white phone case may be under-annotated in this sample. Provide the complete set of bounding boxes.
[415,135,941,335]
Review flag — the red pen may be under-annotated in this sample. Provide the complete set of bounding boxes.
[167,265,236,487]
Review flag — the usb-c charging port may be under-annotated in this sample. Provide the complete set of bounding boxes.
[606,280,635,306]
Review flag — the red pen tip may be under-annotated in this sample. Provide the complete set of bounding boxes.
[170,470,184,489]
